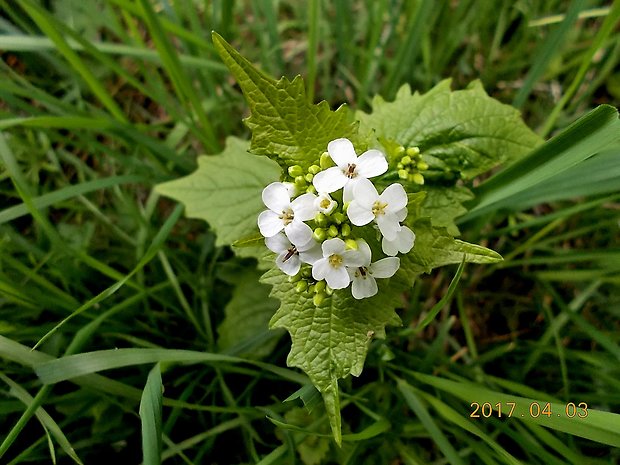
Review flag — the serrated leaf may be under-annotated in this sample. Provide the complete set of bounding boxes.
[357,80,542,179]
[405,218,503,275]
[155,137,279,247]
[421,186,474,236]
[212,32,359,170]
[217,269,282,359]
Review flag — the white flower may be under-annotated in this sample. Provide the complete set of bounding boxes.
[312,238,365,289]
[257,182,317,246]
[347,240,400,299]
[313,138,388,202]
[315,192,337,215]
[266,233,322,276]
[347,178,408,241]
[382,226,415,256]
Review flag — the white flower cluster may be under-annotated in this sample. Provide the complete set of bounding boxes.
[258,138,415,301]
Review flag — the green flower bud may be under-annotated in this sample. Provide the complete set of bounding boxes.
[417,161,429,171]
[288,165,304,177]
[315,280,326,293]
[295,280,308,293]
[406,146,420,157]
[304,173,314,182]
[294,175,306,187]
[332,212,346,224]
[288,273,302,283]
[411,172,425,185]
[341,223,351,237]
[308,164,321,175]
[345,238,358,250]
[397,163,404,170]
[396,145,406,155]
[325,285,334,296]
[401,155,412,165]
[302,268,312,278]
[313,292,325,306]
[313,228,327,242]
[314,212,328,227]
[328,225,339,237]
[307,284,316,294]
[398,169,409,180]
[320,152,333,169]
[306,185,316,194]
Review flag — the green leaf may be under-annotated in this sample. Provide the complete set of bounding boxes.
[212,32,359,170]
[405,218,503,274]
[421,185,474,236]
[357,80,542,179]
[139,364,163,465]
[217,269,282,359]
[156,137,279,246]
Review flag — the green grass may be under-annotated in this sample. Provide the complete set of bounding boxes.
[1,0,619,463]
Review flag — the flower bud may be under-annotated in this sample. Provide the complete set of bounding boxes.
[307,284,315,294]
[332,212,346,224]
[314,280,326,293]
[396,145,406,155]
[398,169,409,180]
[411,173,425,185]
[325,285,334,296]
[295,280,308,293]
[288,165,304,177]
[313,228,327,242]
[328,225,339,237]
[406,146,420,157]
[306,185,316,194]
[308,164,321,175]
[288,273,302,283]
[341,223,351,237]
[417,161,429,171]
[314,212,328,227]
[294,175,306,187]
[345,238,358,250]
[401,155,412,165]
[313,292,326,306]
[320,152,333,169]
[304,173,314,182]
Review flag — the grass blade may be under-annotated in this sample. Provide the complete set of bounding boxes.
[140,364,163,465]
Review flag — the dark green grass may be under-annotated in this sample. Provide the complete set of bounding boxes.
[1,0,619,463]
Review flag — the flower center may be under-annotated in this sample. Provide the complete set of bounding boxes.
[328,254,343,268]
[372,200,388,216]
[344,163,357,179]
[319,198,331,209]
[355,266,368,279]
[279,208,294,225]
[283,246,298,262]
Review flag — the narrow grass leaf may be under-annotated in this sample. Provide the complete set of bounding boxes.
[140,364,163,465]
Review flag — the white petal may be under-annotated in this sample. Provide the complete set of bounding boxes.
[355,239,372,266]
[370,257,400,278]
[258,210,284,237]
[299,243,322,265]
[292,193,318,221]
[395,207,408,222]
[276,252,301,276]
[327,138,357,167]
[352,178,378,207]
[265,233,290,253]
[355,149,388,178]
[285,220,313,246]
[283,182,298,197]
[312,258,331,281]
[351,275,378,299]
[381,236,399,256]
[342,181,356,203]
[313,167,348,193]
[325,266,351,289]
[342,249,366,267]
[347,200,374,226]
[321,238,346,257]
[382,226,415,255]
[262,182,290,212]
[380,183,408,213]
[376,213,402,241]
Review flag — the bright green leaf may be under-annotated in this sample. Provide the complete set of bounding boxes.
[212,32,359,170]
[156,137,279,247]
[357,80,542,180]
